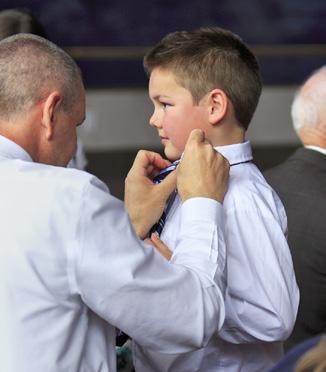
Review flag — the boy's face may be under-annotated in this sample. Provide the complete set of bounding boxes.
[148,68,209,161]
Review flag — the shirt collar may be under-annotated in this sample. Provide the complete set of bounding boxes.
[0,135,33,162]
[214,140,253,166]
[305,145,326,156]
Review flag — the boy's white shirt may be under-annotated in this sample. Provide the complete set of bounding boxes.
[133,140,299,372]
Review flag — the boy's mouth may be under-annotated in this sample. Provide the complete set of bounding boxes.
[160,136,169,145]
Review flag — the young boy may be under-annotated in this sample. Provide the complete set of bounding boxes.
[132,27,299,372]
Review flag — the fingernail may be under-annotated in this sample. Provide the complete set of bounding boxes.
[151,232,159,240]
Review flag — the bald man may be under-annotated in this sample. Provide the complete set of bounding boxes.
[265,66,326,350]
[0,34,230,372]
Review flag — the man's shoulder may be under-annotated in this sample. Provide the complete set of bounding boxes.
[19,161,107,195]
[264,147,315,178]
[264,147,318,188]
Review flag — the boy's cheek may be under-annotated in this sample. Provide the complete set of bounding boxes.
[165,124,191,148]
[176,127,196,150]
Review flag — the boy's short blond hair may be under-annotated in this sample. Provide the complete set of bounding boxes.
[144,27,262,130]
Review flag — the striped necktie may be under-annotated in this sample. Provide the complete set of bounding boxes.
[150,160,179,236]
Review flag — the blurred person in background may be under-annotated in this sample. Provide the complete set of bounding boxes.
[265,66,326,351]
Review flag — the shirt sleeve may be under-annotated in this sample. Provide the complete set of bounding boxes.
[69,177,226,353]
[218,192,299,343]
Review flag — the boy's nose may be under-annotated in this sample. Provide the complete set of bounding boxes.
[149,111,162,128]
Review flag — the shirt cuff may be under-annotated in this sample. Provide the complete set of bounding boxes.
[180,197,222,225]
[171,197,225,284]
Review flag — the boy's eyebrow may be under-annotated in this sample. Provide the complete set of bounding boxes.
[152,94,171,101]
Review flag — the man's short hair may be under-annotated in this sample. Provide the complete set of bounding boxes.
[0,33,82,120]
[291,66,326,133]
[144,27,262,130]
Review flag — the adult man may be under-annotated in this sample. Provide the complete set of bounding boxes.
[0,34,229,371]
[265,66,326,349]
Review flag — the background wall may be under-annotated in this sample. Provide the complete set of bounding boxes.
[81,86,299,151]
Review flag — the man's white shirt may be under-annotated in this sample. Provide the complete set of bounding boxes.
[133,141,299,372]
[0,135,226,372]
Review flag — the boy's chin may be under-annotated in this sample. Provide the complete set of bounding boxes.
[164,146,183,162]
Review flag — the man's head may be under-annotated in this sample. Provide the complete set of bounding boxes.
[144,27,262,160]
[291,66,326,147]
[0,33,85,166]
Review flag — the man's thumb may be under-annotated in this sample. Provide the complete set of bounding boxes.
[156,170,177,197]
[187,129,205,145]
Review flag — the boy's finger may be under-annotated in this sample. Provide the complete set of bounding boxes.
[151,233,172,260]
[144,238,155,247]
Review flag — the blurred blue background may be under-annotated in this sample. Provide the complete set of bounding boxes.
[1,0,325,86]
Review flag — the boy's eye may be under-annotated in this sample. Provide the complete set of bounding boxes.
[162,102,172,109]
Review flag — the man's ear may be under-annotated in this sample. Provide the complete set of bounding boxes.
[207,89,228,126]
[41,91,62,140]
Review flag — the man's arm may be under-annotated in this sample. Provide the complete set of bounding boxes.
[69,129,230,353]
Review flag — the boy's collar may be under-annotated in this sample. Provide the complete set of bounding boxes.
[213,141,252,166]
[176,141,252,167]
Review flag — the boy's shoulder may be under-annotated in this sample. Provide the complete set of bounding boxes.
[227,162,268,197]
[225,162,286,221]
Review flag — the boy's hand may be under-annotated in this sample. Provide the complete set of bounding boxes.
[124,150,177,239]
[145,233,172,261]
[177,129,230,203]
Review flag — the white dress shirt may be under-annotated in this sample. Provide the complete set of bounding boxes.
[305,145,326,155]
[0,135,226,372]
[133,141,299,372]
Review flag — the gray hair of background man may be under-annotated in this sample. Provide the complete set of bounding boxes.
[291,65,326,134]
[0,33,82,121]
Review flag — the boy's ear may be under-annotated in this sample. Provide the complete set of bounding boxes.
[207,89,228,126]
[41,91,63,140]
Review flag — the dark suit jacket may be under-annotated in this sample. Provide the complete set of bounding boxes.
[264,148,326,350]
[269,334,323,372]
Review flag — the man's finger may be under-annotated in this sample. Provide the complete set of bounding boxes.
[132,150,171,176]
[186,129,205,145]
[156,169,177,195]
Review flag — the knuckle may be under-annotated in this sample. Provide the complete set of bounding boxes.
[137,149,146,157]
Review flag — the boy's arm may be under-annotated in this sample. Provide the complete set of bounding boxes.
[219,194,299,343]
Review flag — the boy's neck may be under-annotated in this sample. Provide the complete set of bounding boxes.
[208,122,246,148]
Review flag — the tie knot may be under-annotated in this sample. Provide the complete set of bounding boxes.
[153,160,180,184]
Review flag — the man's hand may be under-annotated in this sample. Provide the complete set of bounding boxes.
[177,129,230,203]
[124,150,177,239]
